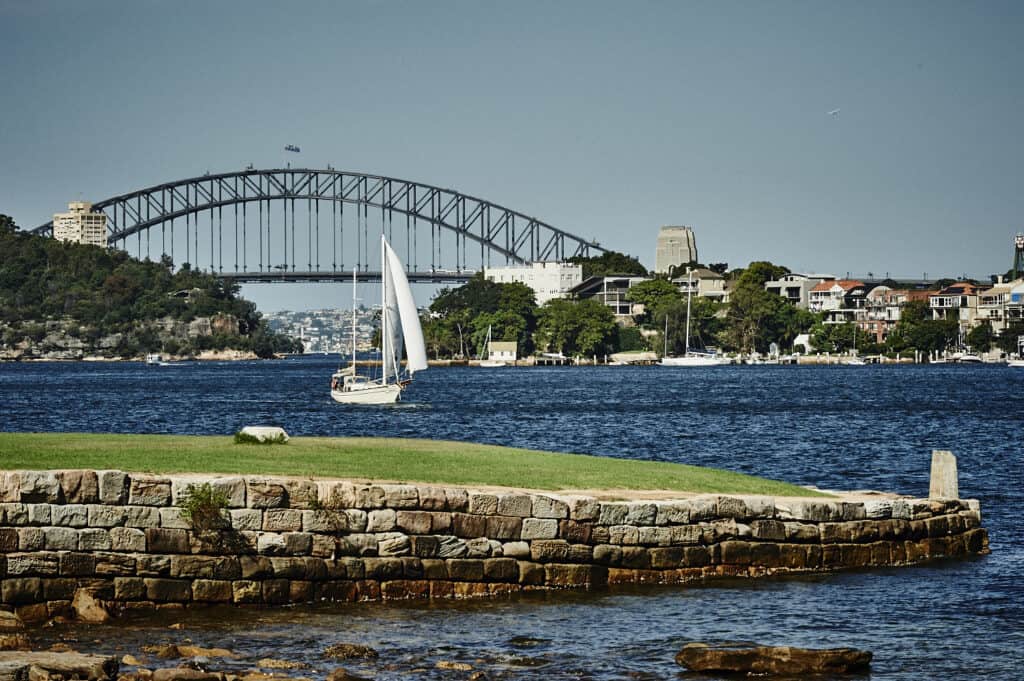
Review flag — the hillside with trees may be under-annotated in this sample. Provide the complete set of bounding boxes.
[0,215,301,360]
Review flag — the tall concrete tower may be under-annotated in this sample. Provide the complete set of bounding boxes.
[655,226,698,274]
[1014,233,1024,280]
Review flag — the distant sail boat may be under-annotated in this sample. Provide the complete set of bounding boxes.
[330,236,428,404]
[660,269,726,367]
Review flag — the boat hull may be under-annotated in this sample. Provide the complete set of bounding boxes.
[659,356,726,367]
[330,383,402,404]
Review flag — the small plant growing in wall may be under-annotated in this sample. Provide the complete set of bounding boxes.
[178,483,230,531]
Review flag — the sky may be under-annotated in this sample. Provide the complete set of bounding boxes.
[1,0,1022,311]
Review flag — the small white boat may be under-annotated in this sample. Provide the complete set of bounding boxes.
[479,360,507,368]
[843,357,867,366]
[957,353,983,364]
[477,326,507,367]
[330,237,427,405]
[145,353,162,365]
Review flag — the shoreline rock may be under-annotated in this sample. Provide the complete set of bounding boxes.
[675,642,872,675]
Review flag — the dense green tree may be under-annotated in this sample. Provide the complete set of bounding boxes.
[809,322,878,354]
[428,275,538,358]
[721,261,806,352]
[965,321,994,352]
[535,298,616,357]
[884,301,959,354]
[996,321,1024,355]
[625,278,681,320]
[568,251,647,279]
[650,296,726,355]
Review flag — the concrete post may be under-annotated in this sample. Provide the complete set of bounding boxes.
[929,450,959,499]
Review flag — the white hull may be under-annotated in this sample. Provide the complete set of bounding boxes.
[479,360,507,368]
[330,382,402,404]
[1008,360,1024,368]
[660,355,725,367]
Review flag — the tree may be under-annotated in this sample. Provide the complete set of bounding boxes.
[965,322,994,352]
[569,251,647,279]
[625,278,680,320]
[535,299,616,357]
[722,261,802,352]
[428,275,538,358]
[651,296,725,355]
[0,214,17,234]
[996,322,1024,355]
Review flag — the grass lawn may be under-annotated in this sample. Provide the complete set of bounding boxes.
[0,433,828,497]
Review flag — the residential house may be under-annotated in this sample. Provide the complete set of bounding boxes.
[671,268,728,302]
[929,282,982,334]
[809,279,868,324]
[569,275,650,323]
[977,278,1024,335]
[861,288,936,343]
[488,341,517,363]
[765,273,836,309]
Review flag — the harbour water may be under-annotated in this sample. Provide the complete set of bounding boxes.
[1,358,1021,679]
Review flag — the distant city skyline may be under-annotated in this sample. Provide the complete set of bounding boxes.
[2,0,1021,311]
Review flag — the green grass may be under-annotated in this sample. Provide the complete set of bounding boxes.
[0,433,829,497]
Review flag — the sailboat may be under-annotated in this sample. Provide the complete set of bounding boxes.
[478,325,507,367]
[330,236,428,404]
[660,269,726,367]
[844,322,866,365]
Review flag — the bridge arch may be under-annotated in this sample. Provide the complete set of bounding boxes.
[34,168,606,283]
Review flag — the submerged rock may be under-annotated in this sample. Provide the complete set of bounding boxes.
[326,670,371,681]
[675,642,872,675]
[322,643,378,660]
[256,658,310,670]
[435,660,473,671]
[72,588,112,624]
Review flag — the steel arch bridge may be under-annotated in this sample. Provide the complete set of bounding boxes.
[33,168,607,284]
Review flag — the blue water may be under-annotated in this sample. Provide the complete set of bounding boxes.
[1,358,1021,679]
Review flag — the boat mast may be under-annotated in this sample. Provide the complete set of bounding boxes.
[684,268,693,357]
[663,315,669,358]
[381,235,388,386]
[351,268,357,372]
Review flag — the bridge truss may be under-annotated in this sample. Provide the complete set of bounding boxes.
[33,168,606,283]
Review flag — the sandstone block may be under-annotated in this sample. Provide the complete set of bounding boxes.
[18,472,61,503]
[609,525,639,545]
[239,555,273,579]
[929,450,959,500]
[620,546,650,569]
[246,478,288,508]
[396,510,433,535]
[720,541,753,565]
[58,552,95,576]
[312,535,336,558]
[593,544,622,565]
[751,520,786,541]
[57,470,100,504]
[17,528,44,551]
[638,526,672,546]
[468,493,498,515]
[649,547,684,569]
[52,504,88,528]
[129,475,172,506]
[683,546,711,567]
[114,577,146,600]
[531,539,570,562]
[517,560,545,585]
[354,485,385,509]
[283,532,313,555]
[410,535,439,558]
[501,541,530,558]
[87,505,125,528]
[597,504,628,526]
[452,513,486,538]
[0,472,20,503]
[230,509,262,531]
[625,503,657,525]
[158,507,191,530]
[136,554,171,576]
[783,522,819,543]
[485,515,522,540]
[381,484,418,509]
[1,578,42,604]
[0,528,18,552]
[109,527,146,552]
[429,512,453,533]
[531,495,569,519]
[655,502,691,525]
[170,555,240,579]
[447,559,484,581]
[43,527,78,551]
[522,518,559,540]
[257,532,287,555]
[436,536,468,559]
[316,480,356,508]
[565,496,599,521]
[545,563,603,587]
[26,504,51,526]
[337,533,376,556]
[283,479,318,509]
[363,557,404,580]
[669,525,703,545]
[94,552,137,575]
[417,486,447,510]
[465,537,492,557]
[1,503,28,525]
[192,579,233,602]
[558,520,592,544]
[146,528,189,554]
[339,556,365,579]
[484,557,518,581]
[263,508,303,532]
[377,533,410,557]
[496,494,533,517]
[444,487,469,511]
[232,580,262,603]
[367,509,397,532]
[145,578,191,602]
[97,471,128,505]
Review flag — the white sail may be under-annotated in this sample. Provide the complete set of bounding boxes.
[382,243,404,383]
[383,238,428,375]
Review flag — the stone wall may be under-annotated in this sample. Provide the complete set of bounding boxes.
[0,470,988,621]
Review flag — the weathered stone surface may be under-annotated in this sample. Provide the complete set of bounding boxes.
[464,537,491,557]
[448,559,485,581]
[43,527,78,551]
[97,470,129,505]
[323,642,379,659]
[377,533,411,557]
[0,651,119,680]
[1,504,28,526]
[597,504,628,526]
[144,578,191,602]
[71,587,111,623]
[18,472,62,503]
[192,579,233,602]
[495,494,532,517]
[366,508,397,532]
[145,528,188,554]
[396,510,432,535]
[230,508,262,531]
[444,487,469,511]
[58,471,100,504]
[52,504,89,528]
[355,485,386,509]
[751,519,786,541]
[532,495,570,519]
[930,450,959,500]
[521,518,559,540]
[151,669,222,681]
[531,539,570,562]
[638,526,672,546]
[675,642,872,675]
[88,504,126,528]
[17,528,44,551]
[452,513,486,538]
[485,515,522,540]
[381,484,418,509]
[6,554,58,576]
[110,527,146,552]
[1,578,42,604]
[263,508,303,532]
[437,536,468,559]
[417,486,447,511]
[26,504,51,526]
[247,478,288,508]
[129,475,173,506]
[468,493,498,515]
[158,507,191,530]
[283,479,318,509]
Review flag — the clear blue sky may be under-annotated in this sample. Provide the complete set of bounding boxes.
[2,0,1022,310]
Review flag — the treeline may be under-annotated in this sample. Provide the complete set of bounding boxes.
[0,215,301,358]
[422,256,1022,359]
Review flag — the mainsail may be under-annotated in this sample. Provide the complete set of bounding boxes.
[383,238,428,375]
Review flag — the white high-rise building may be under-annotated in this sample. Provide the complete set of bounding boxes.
[484,261,583,305]
[655,225,697,274]
[53,201,107,247]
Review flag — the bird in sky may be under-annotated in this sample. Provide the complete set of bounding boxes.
[828,109,841,117]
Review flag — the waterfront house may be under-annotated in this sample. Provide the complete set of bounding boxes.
[484,261,583,306]
[671,267,729,302]
[765,273,836,309]
[809,279,868,324]
[570,275,650,323]
[977,278,1024,335]
[930,282,982,334]
[488,341,517,363]
[861,288,937,343]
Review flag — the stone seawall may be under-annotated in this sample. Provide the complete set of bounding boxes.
[0,470,988,622]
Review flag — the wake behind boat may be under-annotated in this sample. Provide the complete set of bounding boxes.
[330,237,428,405]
